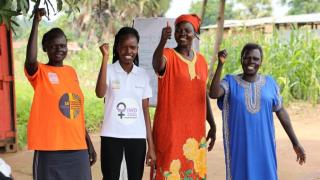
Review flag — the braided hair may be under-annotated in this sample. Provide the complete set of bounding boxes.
[112,27,140,66]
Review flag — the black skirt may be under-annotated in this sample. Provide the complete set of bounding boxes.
[33,150,91,180]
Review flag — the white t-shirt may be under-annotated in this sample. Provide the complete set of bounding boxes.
[100,61,152,138]
[0,158,11,178]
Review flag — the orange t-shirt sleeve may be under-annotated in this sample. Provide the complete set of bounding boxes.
[24,63,41,88]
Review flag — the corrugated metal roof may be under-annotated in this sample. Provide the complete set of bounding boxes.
[201,13,320,29]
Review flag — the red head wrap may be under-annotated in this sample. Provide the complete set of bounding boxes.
[174,14,201,33]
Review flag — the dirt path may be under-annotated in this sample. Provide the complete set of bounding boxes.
[1,102,320,180]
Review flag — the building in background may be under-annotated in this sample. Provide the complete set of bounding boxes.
[201,13,320,37]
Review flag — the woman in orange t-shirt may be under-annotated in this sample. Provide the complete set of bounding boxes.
[151,14,216,179]
[24,8,95,180]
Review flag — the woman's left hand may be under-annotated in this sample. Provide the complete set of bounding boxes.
[293,144,306,165]
[146,148,156,167]
[88,145,97,166]
[206,128,216,151]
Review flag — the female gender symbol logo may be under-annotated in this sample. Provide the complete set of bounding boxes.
[116,102,126,119]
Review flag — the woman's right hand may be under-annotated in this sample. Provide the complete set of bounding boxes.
[146,148,156,167]
[218,49,228,64]
[34,8,46,23]
[99,43,109,57]
[293,144,306,165]
[160,24,172,43]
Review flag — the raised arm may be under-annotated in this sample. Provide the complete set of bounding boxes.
[25,8,46,76]
[209,49,228,99]
[95,43,109,98]
[152,24,171,75]
[276,108,306,165]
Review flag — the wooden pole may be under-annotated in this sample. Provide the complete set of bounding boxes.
[208,0,225,83]
[200,0,208,20]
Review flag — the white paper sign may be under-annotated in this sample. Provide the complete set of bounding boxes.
[133,17,199,106]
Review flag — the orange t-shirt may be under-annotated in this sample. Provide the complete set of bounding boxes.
[25,63,87,150]
[153,48,208,179]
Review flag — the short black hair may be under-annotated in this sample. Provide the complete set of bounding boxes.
[112,27,140,66]
[241,43,263,60]
[42,28,67,52]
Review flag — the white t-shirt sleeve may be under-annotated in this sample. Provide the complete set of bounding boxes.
[142,72,152,99]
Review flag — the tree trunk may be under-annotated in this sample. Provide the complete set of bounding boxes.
[200,0,208,20]
[208,0,225,83]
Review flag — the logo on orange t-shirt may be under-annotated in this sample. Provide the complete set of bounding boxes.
[59,93,81,119]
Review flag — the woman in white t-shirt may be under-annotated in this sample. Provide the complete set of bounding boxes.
[95,27,156,180]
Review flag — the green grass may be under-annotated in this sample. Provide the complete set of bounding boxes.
[15,81,33,148]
